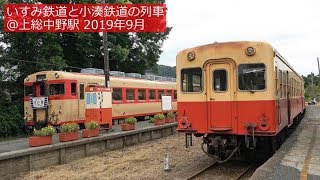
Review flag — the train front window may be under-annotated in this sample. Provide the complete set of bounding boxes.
[49,84,65,95]
[40,84,46,96]
[238,63,266,91]
[181,68,202,92]
[213,70,227,92]
[24,86,34,96]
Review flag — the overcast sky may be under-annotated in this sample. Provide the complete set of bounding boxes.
[158,0,320,76]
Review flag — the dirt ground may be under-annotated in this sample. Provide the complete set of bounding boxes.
[18,133,215,180]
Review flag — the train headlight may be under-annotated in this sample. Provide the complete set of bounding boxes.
[187,51,195,61]
[245,47,255,56]
[55,73,59,78]
[26,76,29,81]
[258,114,270,131]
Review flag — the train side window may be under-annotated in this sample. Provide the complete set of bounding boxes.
[112,88,122,101]
[275,66,278,90]
[149,89,156,100]
[126,89,135,101]
[174,90,177,100]
[279,70,282,98]
[71,83,77,96]
[238,64,266,91]
[283,72,287,98]
[158,90,164,100]
[138,89,146,100]
[213,69,227,92]
[80,84,84,99]
[49,84,65,95]
[167,90,172,97]
[181,68,202,92]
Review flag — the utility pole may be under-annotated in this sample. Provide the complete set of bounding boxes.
[102,0,110,88]
[318,57,320,77]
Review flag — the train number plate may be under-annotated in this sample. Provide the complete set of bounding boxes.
[30,97,48,109]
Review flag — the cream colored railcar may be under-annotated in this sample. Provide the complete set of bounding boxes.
[24,71,177,126]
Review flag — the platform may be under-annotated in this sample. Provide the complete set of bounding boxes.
[251,105,320,180]
[0,120,164,154]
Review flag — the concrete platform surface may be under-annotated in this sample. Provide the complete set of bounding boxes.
[251,105,320,180]
[0,120,167,154]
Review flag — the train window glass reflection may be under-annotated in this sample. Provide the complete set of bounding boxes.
[93,93,97,104]
[238,64,266,91]
[213,70,227,91]
[126,89,135,101]
[24,86,34,96]
[181,68,202,92]
[149,89,156,100]
[138,89,146,100]
[49,84,65,95]
[112,88,122,101]
[86,94,91,104]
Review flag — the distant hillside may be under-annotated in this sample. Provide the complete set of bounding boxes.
[157,65,176,78]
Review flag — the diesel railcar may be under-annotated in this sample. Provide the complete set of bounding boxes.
[176,41,305,162]
[24,70,177,129]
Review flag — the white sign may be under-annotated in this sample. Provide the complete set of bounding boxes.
[30,97,48,109]
[161,95,172,111]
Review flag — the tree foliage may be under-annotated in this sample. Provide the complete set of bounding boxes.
[302,73,320,101]
[157,65,176,78]
[0,0,171,136]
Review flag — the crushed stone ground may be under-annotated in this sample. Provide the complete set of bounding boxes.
[19,133,214,180]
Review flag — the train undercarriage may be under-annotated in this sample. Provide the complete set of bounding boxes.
[197,111,305,163]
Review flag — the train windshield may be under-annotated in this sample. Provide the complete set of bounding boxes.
[181,68,202,92]
[24,86,34,96]
[49,83,65,95]
[238,63,266,91]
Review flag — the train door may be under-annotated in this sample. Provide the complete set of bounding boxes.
[78,83,85,119]
[207,61,234,131]
[31,81,48,122]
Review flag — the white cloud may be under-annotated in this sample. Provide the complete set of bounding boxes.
[159,0,320,76]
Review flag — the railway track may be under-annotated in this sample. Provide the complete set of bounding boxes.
[187,160,258,180]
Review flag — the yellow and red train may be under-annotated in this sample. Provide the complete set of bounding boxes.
[23,70,177,129]
[176,41,305,162]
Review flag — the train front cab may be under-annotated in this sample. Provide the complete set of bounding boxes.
[176,42,287,162]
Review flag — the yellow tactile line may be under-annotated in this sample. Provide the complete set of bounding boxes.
[300,126,317,180]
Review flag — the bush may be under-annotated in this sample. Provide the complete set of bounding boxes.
[149,117,154,123]
[154,113,165,120]
[125,117,137,124]
[167,111,176,119]
[84,121,99,130]
[60,123,80,133]
[0,102,25,137]
[33,125,56,136]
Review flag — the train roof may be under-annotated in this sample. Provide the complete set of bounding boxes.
[177,41,304,81]
[24,71,177,88]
